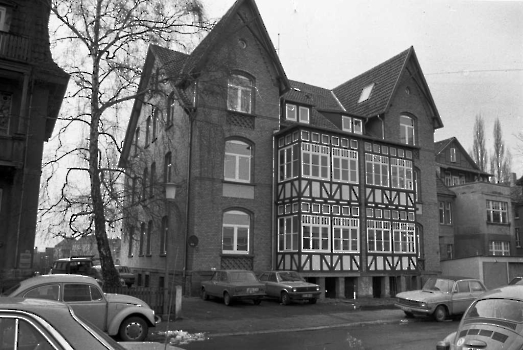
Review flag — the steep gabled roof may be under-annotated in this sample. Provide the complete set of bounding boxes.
[434,136,491,176]
[179,0,289,93]
[332,47,443,129]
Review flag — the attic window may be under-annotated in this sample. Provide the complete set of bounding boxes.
[358,83,375,103]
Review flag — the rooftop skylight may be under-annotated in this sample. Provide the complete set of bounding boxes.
[358,83,375,103]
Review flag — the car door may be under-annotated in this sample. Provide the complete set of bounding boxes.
[63,283,108,331]
[451,280,475,314]
[469,280,487,298]
[205,272,222,297]
[265,272,280,297]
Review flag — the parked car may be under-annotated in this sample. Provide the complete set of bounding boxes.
[50,256,96,276]
[508,276,523,285]
[0,297,126,350]
[200,269,266,306]
[2,274,160,341]
[91,265,126,287]
[395,276,487,322]
[258,270,320,305]
[437,285,523,350]
[116,265,135,287]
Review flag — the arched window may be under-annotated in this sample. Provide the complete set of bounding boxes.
[166,92,175,126]
[150,162,156,198]
[160,216,168,256]
[128,226,134,257]
[142,167,148,201]
[224,140,251,183]
[400,115,415,145]
[222,210,250,254]
[146,220,153,256]
[134,127,140,156]
[227,74,253,113]
[139,222,145,256]
[152,108,158,141]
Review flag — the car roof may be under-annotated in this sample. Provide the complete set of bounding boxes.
[18,274,98,287]
[0,297,69,312]
[477,285,523,300]
[432,275,477,281]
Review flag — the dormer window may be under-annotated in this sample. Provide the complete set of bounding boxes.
[342,116,363,135]
[228,74,253,114]
[358,83,374,103]
[286,103,310,124]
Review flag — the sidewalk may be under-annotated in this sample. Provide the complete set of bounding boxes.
[147,296,403,346]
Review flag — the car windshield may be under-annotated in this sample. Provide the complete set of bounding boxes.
[422,278,453,293]
[229,272,257,282]
[279,272,305,282]
[465,299,523,323]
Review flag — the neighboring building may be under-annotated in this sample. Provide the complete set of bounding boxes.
[436,138,523,288]
[53,236,121,263]
[0,0,69,286]
[119,0,443,298]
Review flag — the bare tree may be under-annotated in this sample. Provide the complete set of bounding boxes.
[37,0,208,286]
[490,118,512,184]
[471,114,488,171]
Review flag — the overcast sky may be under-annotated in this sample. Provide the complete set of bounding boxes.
[203,0,523,176]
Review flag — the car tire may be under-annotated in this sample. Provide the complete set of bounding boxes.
[253,299,262,305]
[201,288,209,301]
[434,305,448,322]
[119,316,148,342]
[281,291,290,305]
[223,292,232,306]
[309,298,317,304]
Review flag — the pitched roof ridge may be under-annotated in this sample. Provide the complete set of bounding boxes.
[382,46,413,115]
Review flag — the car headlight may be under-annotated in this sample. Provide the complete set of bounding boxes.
[292,288,297,292]
[420,302,427,308]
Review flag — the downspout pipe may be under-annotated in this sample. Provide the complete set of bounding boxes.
[376,114,385,139]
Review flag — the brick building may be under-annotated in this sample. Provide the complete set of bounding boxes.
[0,0,69,286]
[119,0,443,298]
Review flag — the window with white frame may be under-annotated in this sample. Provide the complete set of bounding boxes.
[365,154,389,187]
[299,106,310,123]
[452,176,460,186]
[342,116,352,132]
[302,215,330,251]
[399,115,415,145]
[450,147,456,162]
[439,201,452,224]
[353,119,363,134]
[390,158,413,189]
[0,92,12,135]
[278,215,299,251]
[489,241,510,256]
[332,217,359,252]
[227,74,252,113]
[286,104,296,121]
[332,148,358,183]
[393,222,416,253]
[516,228,521,248]
[222,210,250,254]
[302,143,330,180]
[224,140,251,183]
[367,220,391,252]
[445,172,451,186]
[486,200,508,224]
[278,144,299,181]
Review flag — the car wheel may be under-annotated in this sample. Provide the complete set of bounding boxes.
[223,292,232,306]
[434,305,448,322]
[281,291,290,305]
[201,288,209,301]
[253,298,262,305]
[119,316,148,342]
[404,311,415,318]
[309,298,317,305]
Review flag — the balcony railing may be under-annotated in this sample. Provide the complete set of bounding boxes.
[0,32,30,62]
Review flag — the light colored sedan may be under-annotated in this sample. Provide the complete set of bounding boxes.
[258,271,321,305]
[3,274,160,341]
[395,275,487,322]
[0,297,127,350]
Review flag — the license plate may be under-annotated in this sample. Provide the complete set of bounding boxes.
[303,294,312,298]
[247,288,259,293]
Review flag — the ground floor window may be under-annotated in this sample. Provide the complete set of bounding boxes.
[489,241,510,256]
[222,210,250,254]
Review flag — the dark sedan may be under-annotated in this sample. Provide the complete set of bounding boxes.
[201,270,266,306]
